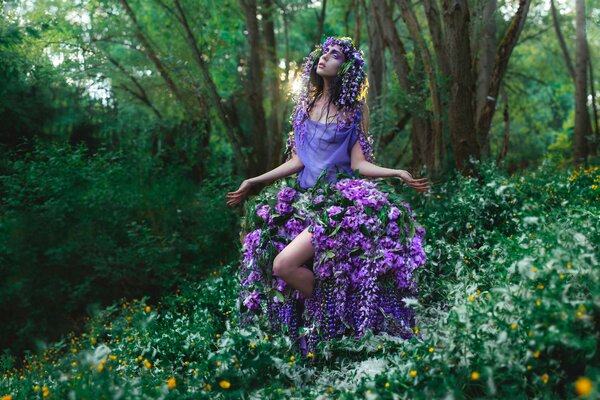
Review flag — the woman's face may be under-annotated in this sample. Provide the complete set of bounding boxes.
[316,44,346,78]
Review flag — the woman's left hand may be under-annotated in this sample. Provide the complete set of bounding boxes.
[396,170,431,193]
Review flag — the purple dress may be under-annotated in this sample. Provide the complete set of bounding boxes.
[295,118,359,190]
[237,117,427,356]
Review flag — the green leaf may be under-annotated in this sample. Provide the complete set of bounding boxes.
[270,289,285,303]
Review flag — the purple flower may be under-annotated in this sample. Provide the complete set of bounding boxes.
[386,222,400,237]
[277,187,297,203]
[243,270,261,286]
[313,195,325,204]
[243,292,261,311]
[284,218,305,237]
[388,206,400,221]
[275,201,294,214]
[256,204,272,223]
[327,205,344,217]
[243,229,262,255]
[275,277,288,291]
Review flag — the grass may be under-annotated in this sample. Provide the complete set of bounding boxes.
[1,160,598,399]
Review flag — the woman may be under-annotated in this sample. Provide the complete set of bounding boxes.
[225,36,430,355]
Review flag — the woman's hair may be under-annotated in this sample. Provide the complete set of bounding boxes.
[285,36,375,163]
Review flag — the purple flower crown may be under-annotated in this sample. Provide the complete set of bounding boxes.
[285,36,375,163]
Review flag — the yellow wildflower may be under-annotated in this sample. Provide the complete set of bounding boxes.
[144,359,152,369]
[567,262,572,269]
[575,376,593,397]
[409,370,417,378]
[511,323,518,330]
[109,355,117,360]
[42,385,50,397]
[250,343,255,349]
[97,364,104,372]
[533,351,540,358]
[203,383,212,391]
[537,284,544,290]
[167,377,176,390]
[471,371,480,380]
[429,347,434,353]
[219,380,231,389]
[145,306,151,313]
[541,373,549,384]
[469,295,475,302]
[385,382,390,388]
[1,395,12,400]
[216,361,222,367]
[34,385,40,391]
[307,352,314,358]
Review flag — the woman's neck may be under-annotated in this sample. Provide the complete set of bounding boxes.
[321,77,333,100]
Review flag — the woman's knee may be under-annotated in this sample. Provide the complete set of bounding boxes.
[272,253,293,277]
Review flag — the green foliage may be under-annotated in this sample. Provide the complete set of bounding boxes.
[0,140,240,357]
[1,160,598,399]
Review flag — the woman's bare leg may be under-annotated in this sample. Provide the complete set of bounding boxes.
[272,226,316,298]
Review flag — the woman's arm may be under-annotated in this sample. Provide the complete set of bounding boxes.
[350,141,430,193]
[247,152,304,185]
[351,103,430,193]
[350,141,401,178]
[225,153,304,206]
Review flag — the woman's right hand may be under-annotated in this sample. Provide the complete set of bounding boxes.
[225,179,255,206]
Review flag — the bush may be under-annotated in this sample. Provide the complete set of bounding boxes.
[0,140,240,357]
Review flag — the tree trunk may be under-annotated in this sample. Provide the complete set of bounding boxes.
[474,0,531,164]
[550,0,575,80]
[316,0,327,43]
[475,0,496,158]
[441,0,480,175]
[574,0,589,164]
[365,0,386,107]
[589,55,599,156]
[497,86,510,163]
[262,0,283,169]
[239,0,269,176]
[396,0,443,175]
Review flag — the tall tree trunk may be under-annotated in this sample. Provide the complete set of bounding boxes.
[497,86,510,163]
[550,0,575,80]
[441,0,479,175]
[316,0,327,43]
[574,0,589,164]
[589,55,599,156]
[263,0,282,168]
[475,0,496,159]
[396,0,443,175]
[474,0,531,164]
[354,0,361,47]
[365,0,386,108]
[372,0,434,175]
[240,0,269,176]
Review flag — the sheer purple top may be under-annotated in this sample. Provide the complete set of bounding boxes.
[294,118,359,190]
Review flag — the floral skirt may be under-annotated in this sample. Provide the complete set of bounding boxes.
[236,171,427,355]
